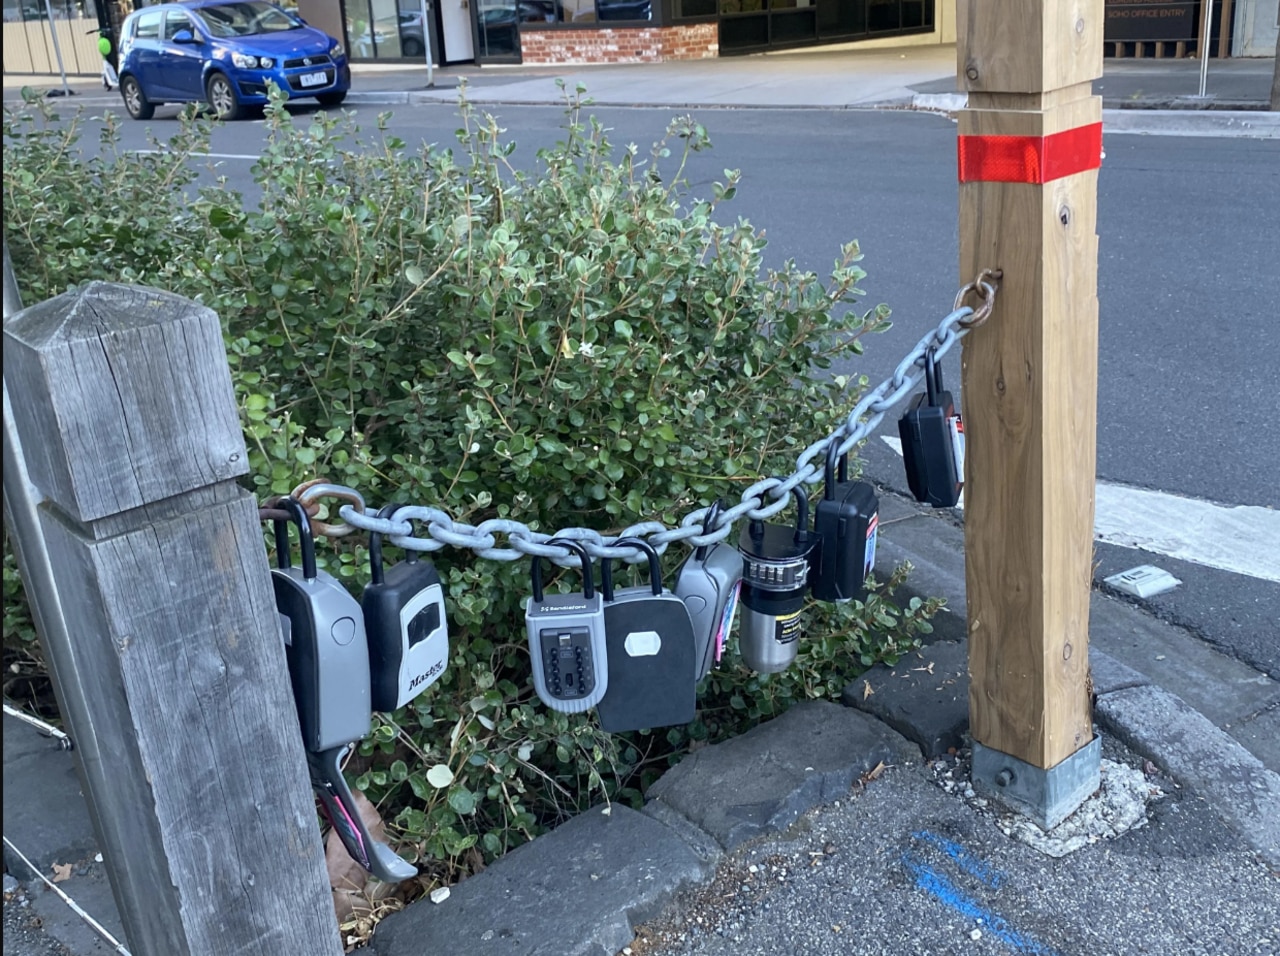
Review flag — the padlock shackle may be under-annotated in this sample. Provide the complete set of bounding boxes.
[278,497,317,580]
[531,538,594,604]
[791,485,810,544]
[924,348,942,407]
[695,499,724,562]
[273,515,292,571]
[602,537,662,600]
[368,502,406,586]
[823,442,848,499]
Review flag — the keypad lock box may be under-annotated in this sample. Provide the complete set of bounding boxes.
[898,349,964,508]
[673,501,743,682]
[597,538,698,734]
[525,539,608,714]
[271,498,417,884]
[272,502,372,753]
[362,504,449,713]
[812,444,879,603]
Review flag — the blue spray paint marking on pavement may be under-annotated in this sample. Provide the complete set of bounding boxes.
[912,830,1004,887]
[902,853,1061,956]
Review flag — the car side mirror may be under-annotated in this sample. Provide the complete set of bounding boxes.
[172,28,195,42]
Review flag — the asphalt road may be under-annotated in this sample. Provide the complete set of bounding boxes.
[69,101,1280,506]
[23,100,1280,663]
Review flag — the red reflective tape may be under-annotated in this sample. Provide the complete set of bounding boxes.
[958,123,1103,184]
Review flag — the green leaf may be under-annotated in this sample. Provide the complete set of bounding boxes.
[448,788,476,815]
[426,764,454,788]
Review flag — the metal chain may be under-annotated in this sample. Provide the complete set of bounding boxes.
[283,274,1000,568]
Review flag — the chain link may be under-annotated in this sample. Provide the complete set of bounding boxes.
[282,275,999,567]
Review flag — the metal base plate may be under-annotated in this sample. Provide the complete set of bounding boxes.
[971,736,1101,830]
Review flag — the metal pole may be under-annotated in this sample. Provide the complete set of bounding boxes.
[1198,0,1213,97]
[419,0,435,87]
[40,0,72,97]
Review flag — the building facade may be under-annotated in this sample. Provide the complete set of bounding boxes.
[295,0,943,66]
[4,0,1276,76]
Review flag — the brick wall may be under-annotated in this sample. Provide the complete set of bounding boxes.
[519,22,719,64]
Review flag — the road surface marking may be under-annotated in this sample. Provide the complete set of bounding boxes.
[902,851,1060,956]
[912,831,1003,887]
[129,149,259,160]
[879,436,1280,583]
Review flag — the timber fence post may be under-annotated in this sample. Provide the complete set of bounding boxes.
[957,0,1105,828]
[2,278,342,956]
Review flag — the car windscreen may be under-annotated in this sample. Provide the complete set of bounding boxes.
[196,1,302,37]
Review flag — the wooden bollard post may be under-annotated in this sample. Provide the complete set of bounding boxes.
[3,282,342,955]
[957,1,1104,828]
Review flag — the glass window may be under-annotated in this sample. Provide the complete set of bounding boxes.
[559,0,594,22]
[162,10,191,38]
[867,0,899,32]
[476,0,518,57]
[596,0,650,20]
[197,0,302,37]
[518,0,561,22]
[676,0,715,16]
[816,0,865,37]
[134,9,161,36]
[721,0,765,11]
[396,5,427,57]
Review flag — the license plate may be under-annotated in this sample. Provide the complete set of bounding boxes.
[299,71,328,88]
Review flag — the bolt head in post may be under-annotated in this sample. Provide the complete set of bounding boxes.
[995,768,1014,788]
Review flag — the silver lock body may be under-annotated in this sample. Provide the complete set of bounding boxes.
[525,592,608,714]
[674,544,744,681]
[273,566,373,752]
[737,553,809,674]
[736,491,817,676]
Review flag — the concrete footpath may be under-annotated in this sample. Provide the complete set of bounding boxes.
[5,487,1279,955]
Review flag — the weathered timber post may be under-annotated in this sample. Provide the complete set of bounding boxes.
[957,0,1104,828]
[3,280,342,956]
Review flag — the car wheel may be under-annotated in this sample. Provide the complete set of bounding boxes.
[316,90,347,108]
[402,38,423,57]
[206,72,244,121]
[120,75,154,120]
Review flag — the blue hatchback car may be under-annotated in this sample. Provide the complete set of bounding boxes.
[118,0,349,120]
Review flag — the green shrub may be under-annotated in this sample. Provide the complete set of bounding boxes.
[3,86,939,876]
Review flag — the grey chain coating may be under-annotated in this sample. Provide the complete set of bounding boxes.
[318,286,994,569]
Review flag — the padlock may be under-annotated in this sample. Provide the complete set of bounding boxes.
[362,503,449,713]
[272,498,372,753]
[897,347,965,508]
[596,538,698,733]
[673,500,744,682]
[272,498,417,884]
[525,538,608,714]
[811,443,879,603]
[737,486,819,674]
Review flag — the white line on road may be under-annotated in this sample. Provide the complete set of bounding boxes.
[129,149,259,160]
[879,435,1280,583]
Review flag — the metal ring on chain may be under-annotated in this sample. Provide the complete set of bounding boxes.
[956,269,1002,330]
[294,481,367,537]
